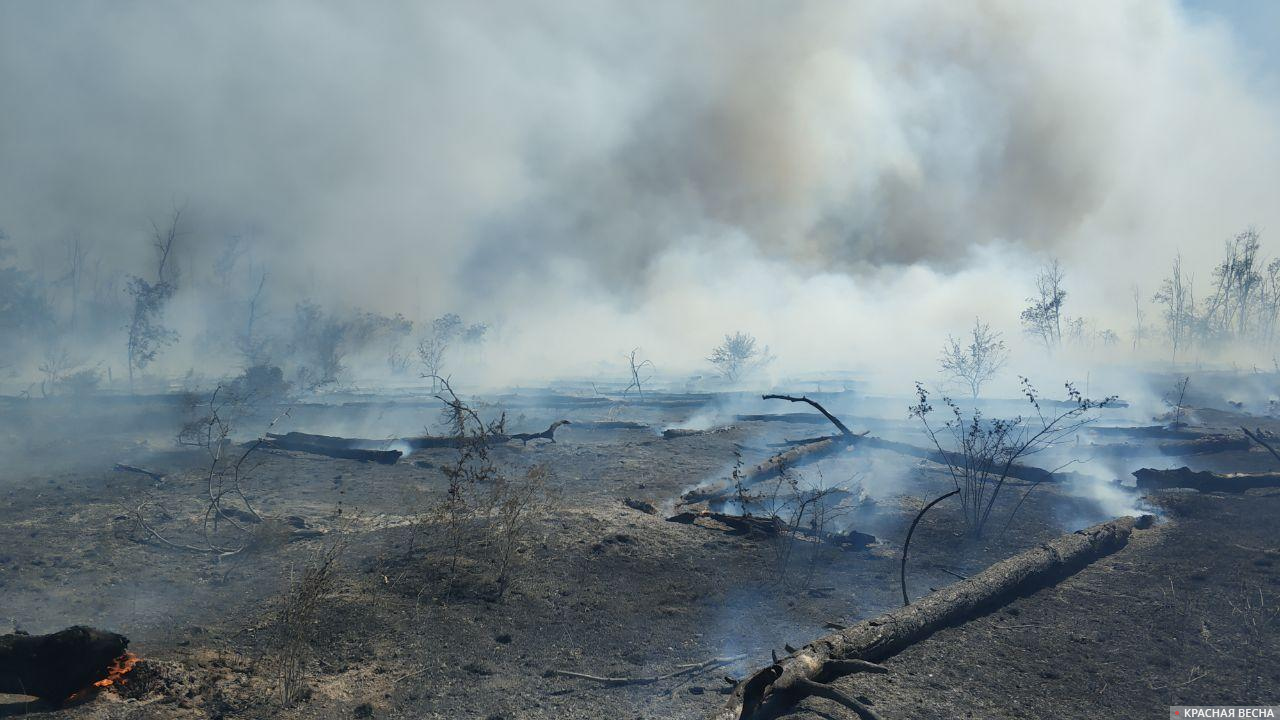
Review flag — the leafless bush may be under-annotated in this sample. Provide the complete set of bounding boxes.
[623,347,654,398]
[270,537,345,706]
[403,377,556,601]
[765,468,851,592]
[137,386,288,556]
[488,463,555,599]
[910,377,1114,538]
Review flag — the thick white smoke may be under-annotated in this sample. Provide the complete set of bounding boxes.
[1,0,1277,388]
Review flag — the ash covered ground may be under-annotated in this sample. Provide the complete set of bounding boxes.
[1,375,1277,719]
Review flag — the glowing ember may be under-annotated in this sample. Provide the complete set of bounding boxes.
[93,652,140,688]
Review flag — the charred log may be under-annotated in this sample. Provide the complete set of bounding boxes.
[112,464,165,482]
[264,433,402,464]
[1133,466,1280,493]
[508,420,571,445]
[623,497,658,515]
[1086,434,1249,458]
[0,626,129,704]
[1088,424,1200,440]
[712,516,1148,720]
[850,435,1060,485]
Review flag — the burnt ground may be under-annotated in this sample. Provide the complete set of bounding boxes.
[0,390,1277,719]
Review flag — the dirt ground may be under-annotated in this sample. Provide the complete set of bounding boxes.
[0,386,1277,719]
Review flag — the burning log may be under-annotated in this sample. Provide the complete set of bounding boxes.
[712,516,1149,720]
[0,626,131,704]
[667,510,875,549]
[1132,466,1280,493]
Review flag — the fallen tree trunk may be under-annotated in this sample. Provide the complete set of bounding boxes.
[683,432,1069,506]
[0,626,129,704]
[1132,466,1280,493]
[713,516,1148,720]
[682,437,855,505]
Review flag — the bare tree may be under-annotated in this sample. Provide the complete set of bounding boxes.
[1020,259,1066,353]
[1153,254,1197,363]
[125,209,184,389]
[623,347,653,399]
[57,235,89,330]
[1131,285,1147,351]
[939,318,1008,399]
[1163,376,1191,428]
[1204,228,1262,341]
[237,271,269,365]
[708,331,772,382]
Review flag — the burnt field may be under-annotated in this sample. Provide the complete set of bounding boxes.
[2,381,1277,720]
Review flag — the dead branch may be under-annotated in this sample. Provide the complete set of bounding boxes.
[1242,426,1280,465]
[900,489,960,606]
[761,395,853,437]
[547,654,746,686]
[509,420,571,445]
[712,516,1148,720]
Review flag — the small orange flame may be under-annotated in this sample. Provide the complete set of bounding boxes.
[93,652,140,688]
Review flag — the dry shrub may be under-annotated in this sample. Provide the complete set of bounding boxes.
[270,537,344,706]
